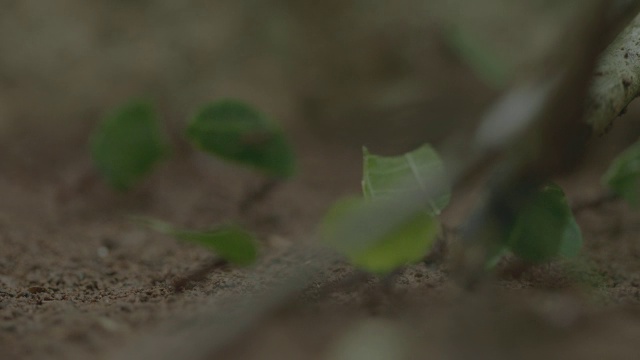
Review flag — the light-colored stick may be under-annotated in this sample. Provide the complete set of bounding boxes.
[587,14,640,135]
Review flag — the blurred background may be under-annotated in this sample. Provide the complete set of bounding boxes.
[0,0,607,157]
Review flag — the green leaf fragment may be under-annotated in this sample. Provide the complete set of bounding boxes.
[350,211,439,274]
[173,227,257,266]
[484,246,509,270]
[362,144,450,215]
[91,100,169,191]
[138,217,258,266]
[507,184,582,263]
[321,197,439,274]
[602,140,640,207]
[443,25,510,89]
[321,144,448,274]
[186,99,296,178]
[558,216,582,258]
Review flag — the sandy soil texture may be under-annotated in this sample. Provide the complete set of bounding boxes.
[2,2,640,359]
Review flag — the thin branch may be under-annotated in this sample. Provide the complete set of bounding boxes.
[239,178,281,214]
[571,191,618,214]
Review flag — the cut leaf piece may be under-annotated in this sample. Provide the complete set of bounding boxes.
[186,99,295,178]
[362,144,450,215]
[91,100,169,191]
[321,196,439,274]
[484,246,509,270]
[602,140,640,208]
[137,217,258,266]
[173,227,258,266]
[558,216,582,258]
[443,25,510,89]
[507,184,582,263]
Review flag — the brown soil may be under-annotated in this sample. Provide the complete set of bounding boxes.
[2,117,640,360]
[2,2,640,359]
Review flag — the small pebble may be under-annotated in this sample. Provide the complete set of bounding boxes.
[97,246,109,258]
[27,286,47,294]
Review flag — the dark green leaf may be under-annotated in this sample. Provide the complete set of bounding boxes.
[507,184,582,263]
[91,100,169,191]
[602,140,640,207]
[558,215,583,258]
[362,144,450,215]
[186,100,295,178]
[138,217,258,266]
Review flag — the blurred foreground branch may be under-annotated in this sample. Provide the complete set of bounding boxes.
[587,13,640,135]
[455,2,640,287]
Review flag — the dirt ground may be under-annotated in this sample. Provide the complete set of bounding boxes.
[2,2,640,359]
[2,110,640,360]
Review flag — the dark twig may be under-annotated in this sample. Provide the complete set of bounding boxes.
[571,191,619,214]
[239,178,281,214]
[424,223,457,265]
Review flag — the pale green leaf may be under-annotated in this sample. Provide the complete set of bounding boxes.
[362,144,450,215]
[321,197,439,274]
